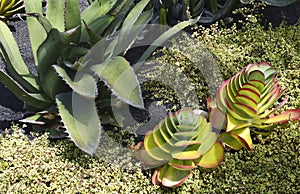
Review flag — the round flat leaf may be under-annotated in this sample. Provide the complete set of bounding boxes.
[195,141,224,168]
[161,165,192,188]
[144,131,172,161]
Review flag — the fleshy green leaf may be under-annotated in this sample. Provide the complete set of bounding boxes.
[168,159,196,170]
[0,70,52,109]
[144,131,171,161]
[231,127,253,150]
[161,165,192,188]
[56,92,101,155]
[46,0,65,31]
[90,56,144,108]
[195,142,224,168]
[0,21,39,92]
[24,0,47,64]
[262,109,300,124]
[218,132,243,150]
[53,65,97,97]
[137,17,199,65]
[198,132,218,155]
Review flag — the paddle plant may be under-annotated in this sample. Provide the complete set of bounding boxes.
[0,0,24,22]
[134,62,299,188]
[209,62,300,150]
[136,108,224,188]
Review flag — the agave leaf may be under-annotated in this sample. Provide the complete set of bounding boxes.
[0,0,23,17]
[81,0,117,24]
[90,56,144,108]
[40,68,70,100]
[53,65,97,98]
[137,16,200,65]
[65,0,81,43]
[24,0,47,64]
[0,21,39,92]
[114,10,153,56]
[46,0,65,31]
[195,141,224,168]
[161,165,192,188]
[122,0,150,28]
[81,15,114,43]
[56,92,101,155]
[192,0,205,16]
[33,14,53,33]
[101,0,134,36]
[0,70,52,109]
[37,29,70,98]
[199,0,235,23]
[19,114,45,125]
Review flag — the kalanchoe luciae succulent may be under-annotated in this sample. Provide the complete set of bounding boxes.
[136,108,224,188]
[208,62,300,150]
[0,0,24,22]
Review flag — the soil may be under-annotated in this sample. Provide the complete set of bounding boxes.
[0,1,299,131]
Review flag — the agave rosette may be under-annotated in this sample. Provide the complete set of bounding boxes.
[0,0,24,21]
[137,108,224,188]
[209,62,300,150]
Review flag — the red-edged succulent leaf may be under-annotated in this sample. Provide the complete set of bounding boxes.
[262,109,300,124]
[168,159,196,170]
[144,131,172,161]
[195,142,225,168]
[137,143,166,168]
[218,132,243,150]
[160,165,192,188]
[231,127,253,150]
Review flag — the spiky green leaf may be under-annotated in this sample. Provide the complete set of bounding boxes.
[56,92,101,155]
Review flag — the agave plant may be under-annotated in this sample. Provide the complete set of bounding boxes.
[0,0,24,22]
[136,108,224,187]
[208,62,300,150]
[148,0,238,25]
[0,0,198,154]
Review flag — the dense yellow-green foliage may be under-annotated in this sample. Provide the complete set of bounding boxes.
[0,122,299,193]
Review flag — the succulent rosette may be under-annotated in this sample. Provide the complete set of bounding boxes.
[136,108,224,188]
[209,62,300,150]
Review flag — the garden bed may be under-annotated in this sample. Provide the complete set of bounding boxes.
[0,1,299,193]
